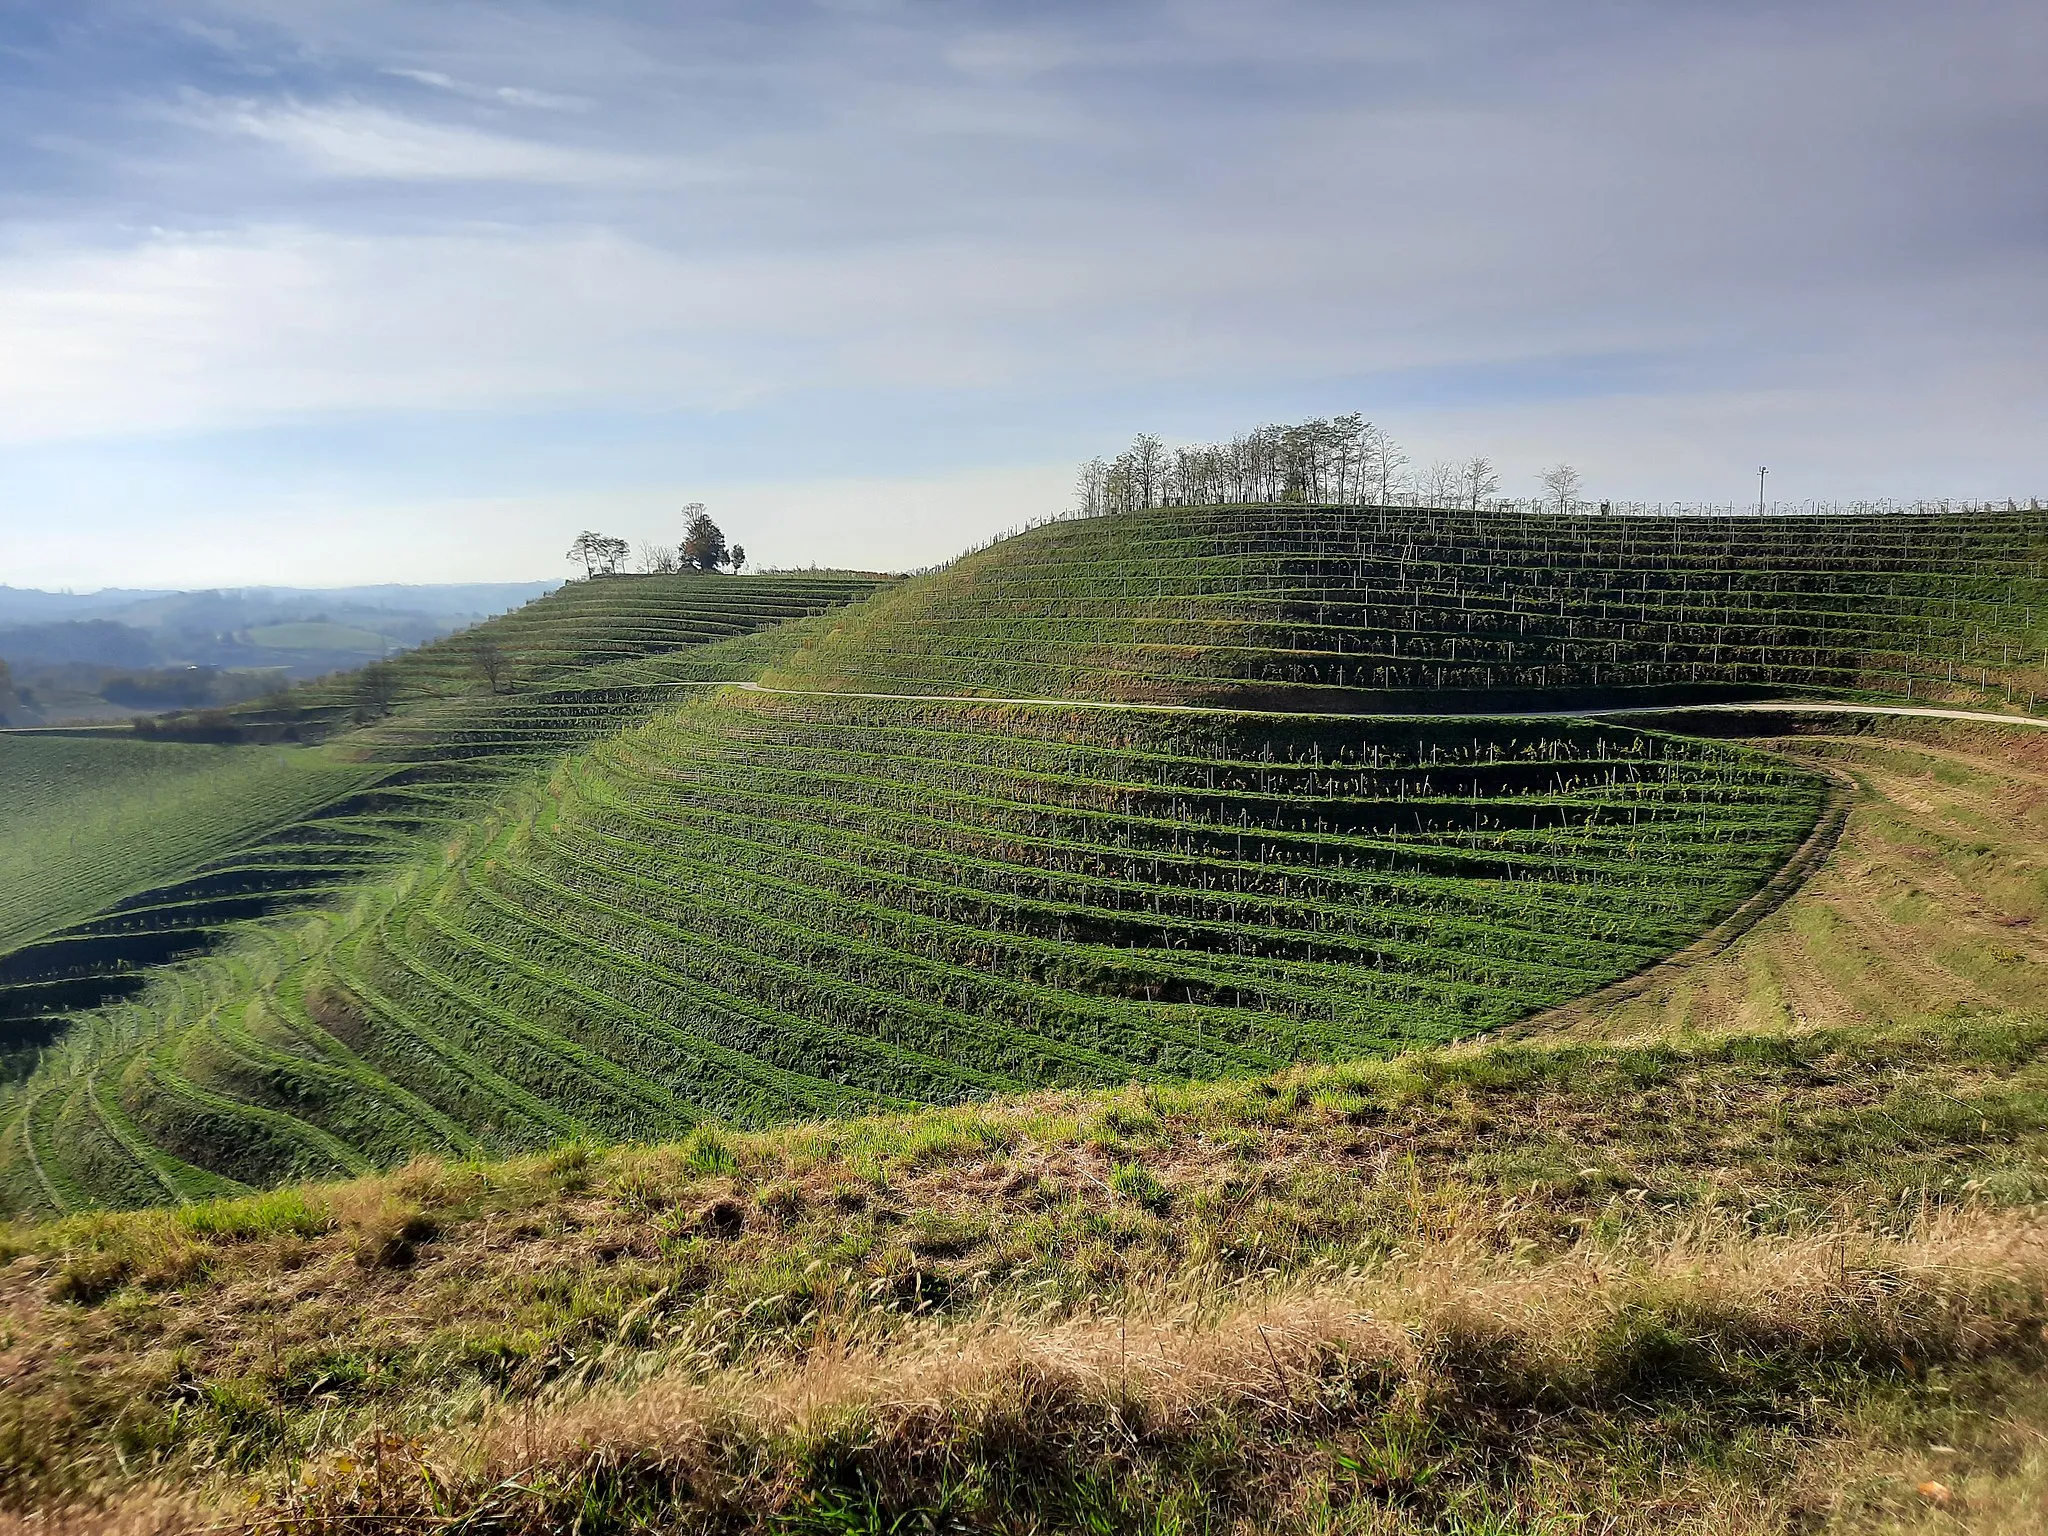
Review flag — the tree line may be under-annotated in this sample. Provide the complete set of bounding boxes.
[567,505,747,579]
[1075,417,1590,515]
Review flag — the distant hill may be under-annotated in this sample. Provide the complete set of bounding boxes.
[0,580,564,724]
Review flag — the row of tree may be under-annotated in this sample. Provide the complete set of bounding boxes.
[1075,418,1585,514]
[568,506,746,578]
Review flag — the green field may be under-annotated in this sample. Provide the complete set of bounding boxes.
[0,575,891,1088]
[0,737,382,1068]
[6,505,2045,1213]
[3,718,2045,1533]
[3,501,2047,1533]
[771,504,2048,710]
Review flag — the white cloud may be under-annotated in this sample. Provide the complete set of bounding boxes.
[185,97,635,181]
[380,67,588,112]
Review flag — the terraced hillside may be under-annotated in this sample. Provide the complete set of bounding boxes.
[0,737,381,1072]
[3,715,2044,1535]
[239,570,891,734]
[770,504,2048,710]
[0,576,889,1078]
[15,501,2043,1214]
[0,687,1826,1209]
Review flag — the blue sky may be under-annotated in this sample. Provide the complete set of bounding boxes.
[2,0,2044,586]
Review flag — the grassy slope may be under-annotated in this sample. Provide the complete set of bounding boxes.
[768,504,2048,711]
[244,570,892,729]
[0,717,2043,1533]
[1524,718,2048,1042]
[0,736,375,956]
[0,580,888,1076]
[0,692,1827,1209]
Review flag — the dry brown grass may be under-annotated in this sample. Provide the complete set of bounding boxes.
[1522,720,2048,1044]
[31,1212,2033,1535]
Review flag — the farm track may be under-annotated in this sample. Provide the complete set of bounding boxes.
[664,677,2048,729]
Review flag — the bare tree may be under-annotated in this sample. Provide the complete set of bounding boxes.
[566,531,630,577]
[470,634,510,694]
[1462,457,1500,509]
[1539,463,1583,513]
[1124,434,1167,509]
[682,508,730,571]
[1075,458,1108,517]
[351,660,401,724]
[1420,461,1461,506]
[639,541,680,574]
[1365,426,1408,504]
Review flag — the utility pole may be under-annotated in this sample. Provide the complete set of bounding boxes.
[1758,467,1767,515]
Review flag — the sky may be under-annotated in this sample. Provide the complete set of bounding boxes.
[1,0,2044,588]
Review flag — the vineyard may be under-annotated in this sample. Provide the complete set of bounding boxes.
[0,576,889,1083]
[0,685,1825,1208]
[6,500,2045,1213]
[243,570,893,734]
[1,716,2043,1533]
[770,503,2048,710]
[0,737,381,1074]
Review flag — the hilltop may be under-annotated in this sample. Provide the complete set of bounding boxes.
[769,503,2048,711]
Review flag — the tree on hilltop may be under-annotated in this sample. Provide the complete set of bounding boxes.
[1540,463,1583,514]
[1420,461,1461,506]
[730,544,748,573]
[681,505,730,571]
[567,530,629,578]
[1462,457,1500,510]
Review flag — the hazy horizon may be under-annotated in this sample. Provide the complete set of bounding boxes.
[3,1,2044,589]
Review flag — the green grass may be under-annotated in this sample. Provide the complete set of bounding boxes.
[5,1009,2048,1531]
[769,503,2048,711]
[8,502,2044,1218]
[0,734,379,965]
[241,570,893,732]
[0,580,891,1084]
[0,687,1826,1208]
[0,649,2044,1531]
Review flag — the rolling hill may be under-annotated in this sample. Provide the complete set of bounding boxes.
[7,504,2047,1217]
[0,573,889,1090]
[768,503,2048,709]
[4,500,2048,1533]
